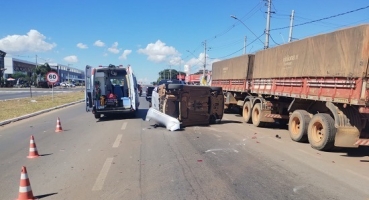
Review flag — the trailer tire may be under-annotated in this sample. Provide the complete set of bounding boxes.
[94,113,101,119]
[288,110,310,142]
[242,101,252,123]
[252,103,265,127]
[307,113,336,151]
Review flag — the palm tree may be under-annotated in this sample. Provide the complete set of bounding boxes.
[33,63,52,84]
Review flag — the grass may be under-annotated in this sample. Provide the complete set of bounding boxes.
[0,91,85,122]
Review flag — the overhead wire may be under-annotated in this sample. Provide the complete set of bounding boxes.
[185,1,263,58]
[270,5,369,31]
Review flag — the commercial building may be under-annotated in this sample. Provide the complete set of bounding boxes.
[1,56,85,83]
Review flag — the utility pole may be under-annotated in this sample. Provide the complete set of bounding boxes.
[244,36,247,54]
[264,0,272,49]
[169,65,172,80]
[203,40,206,77]
[288,10,295,42]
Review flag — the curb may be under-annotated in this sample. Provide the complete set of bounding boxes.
[0,99,85,126]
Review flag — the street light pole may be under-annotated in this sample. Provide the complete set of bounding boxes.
[230,15,264,45]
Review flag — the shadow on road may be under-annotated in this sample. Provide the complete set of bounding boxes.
[35,192,58,199]
[96,108,149,123]
[39,153,53,157]
[328,146,369,158]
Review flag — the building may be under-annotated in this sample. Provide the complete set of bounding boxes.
[47,63,85,83]
[1,57,85,83]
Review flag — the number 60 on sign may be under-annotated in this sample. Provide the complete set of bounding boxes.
[46,72,59,83]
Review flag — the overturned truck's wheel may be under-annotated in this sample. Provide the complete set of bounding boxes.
[288,110,310,142]
[242,101,252,123]
[252,103,265,127]
[307,113,336,151]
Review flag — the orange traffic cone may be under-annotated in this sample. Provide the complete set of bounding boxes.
[27,135,39,159]
[55,117,63,132]
[16,166,36,200]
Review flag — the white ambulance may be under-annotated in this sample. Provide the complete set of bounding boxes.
[85,64,140,119]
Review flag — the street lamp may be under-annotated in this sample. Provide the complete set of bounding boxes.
[230,15,264,45]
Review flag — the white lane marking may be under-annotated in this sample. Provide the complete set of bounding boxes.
[293,185,306,193]
[346,169,369,181]
[92,158,114,191]
[112,134,123,148]
[205,148,238,153]
[121,122,127,130]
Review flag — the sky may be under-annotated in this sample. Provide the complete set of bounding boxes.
[1,0,368,84]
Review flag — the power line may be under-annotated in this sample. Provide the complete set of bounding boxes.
[186,1,263,56]
[270,5,369,31]
[210,33,264,59]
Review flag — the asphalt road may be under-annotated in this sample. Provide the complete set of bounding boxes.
[0,87,83,100]
[0,96,368,199]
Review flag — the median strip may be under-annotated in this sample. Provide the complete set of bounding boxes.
[0,91,85,126]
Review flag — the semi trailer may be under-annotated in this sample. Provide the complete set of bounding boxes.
[211,24,369,151]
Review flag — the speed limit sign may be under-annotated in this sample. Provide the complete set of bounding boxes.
[46,72,59,83]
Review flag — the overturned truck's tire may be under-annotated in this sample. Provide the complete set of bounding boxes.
[288,110,311,142]
[307,113,336,151]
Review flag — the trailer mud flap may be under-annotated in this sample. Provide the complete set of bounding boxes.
[334,127,360,148]
[145,108,180,131]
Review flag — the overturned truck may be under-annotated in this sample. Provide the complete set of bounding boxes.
[146,83,224,130]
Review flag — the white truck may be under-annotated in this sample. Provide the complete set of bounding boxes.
[85,64,140,119]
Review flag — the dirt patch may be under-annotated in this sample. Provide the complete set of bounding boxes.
[0,91,84,121]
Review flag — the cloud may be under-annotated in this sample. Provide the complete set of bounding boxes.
[108,42,120,54]
[64,55,78,63]
[137,40,180,63]
[185,52,219,72]
[94,40,105,47]
[119,49,132,60]
[77,43,88,49]
[0,29,56,53]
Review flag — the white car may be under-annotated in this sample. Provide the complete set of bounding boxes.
[66,83,75,87]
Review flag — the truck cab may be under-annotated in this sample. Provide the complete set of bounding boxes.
[85,64,139,119]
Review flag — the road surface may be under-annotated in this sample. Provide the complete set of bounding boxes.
[0,97,368,199]
[0,87,83,100]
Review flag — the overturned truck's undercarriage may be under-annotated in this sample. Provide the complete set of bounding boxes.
[146,84,224,130]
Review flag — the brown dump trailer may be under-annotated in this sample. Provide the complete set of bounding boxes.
[153,84,224,127]
[212,24,369,151]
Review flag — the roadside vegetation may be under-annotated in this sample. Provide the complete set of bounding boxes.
[0,91,84,122]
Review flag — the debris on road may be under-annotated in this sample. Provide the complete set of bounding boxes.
[145,108,180,131]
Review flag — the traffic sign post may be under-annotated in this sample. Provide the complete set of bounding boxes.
[46,72,59,102]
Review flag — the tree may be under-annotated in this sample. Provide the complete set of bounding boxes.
[157,68,185,81]
[33,63,52,84]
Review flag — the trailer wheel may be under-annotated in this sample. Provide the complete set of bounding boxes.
[307,113,336,151]
[288,110,310,142]
[252,103,265,127]
[94,113,101,119]
[242,101,252,123]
